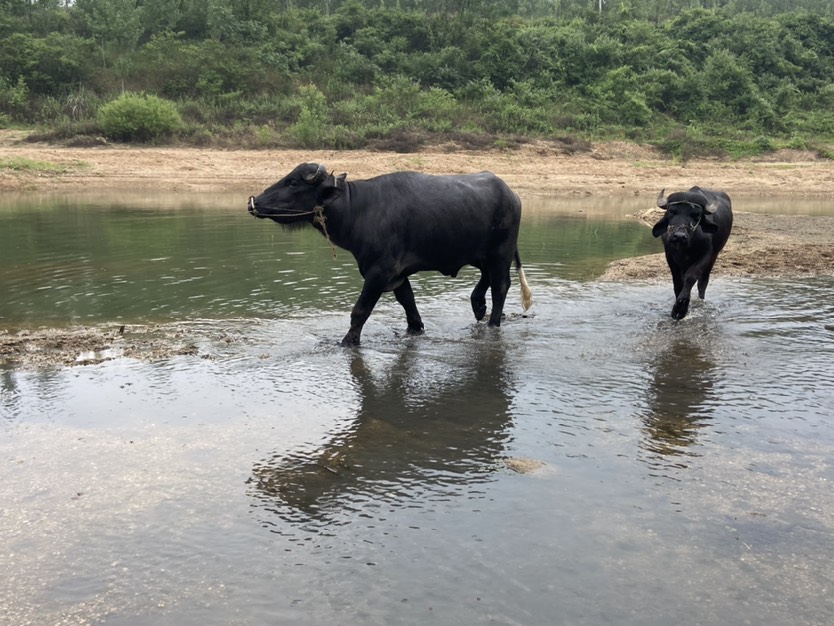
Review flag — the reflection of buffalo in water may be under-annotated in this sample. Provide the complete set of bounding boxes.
[640,335,718,459]
[249,340,515,526]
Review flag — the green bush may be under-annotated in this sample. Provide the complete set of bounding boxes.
[97,93,183,142]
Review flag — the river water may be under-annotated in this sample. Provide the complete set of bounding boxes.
[1,192,834,625]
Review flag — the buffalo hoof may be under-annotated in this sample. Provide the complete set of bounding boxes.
[472,304,487,321]
[671,298,690,320]
[340,333,361,348]
[406,323,425,335]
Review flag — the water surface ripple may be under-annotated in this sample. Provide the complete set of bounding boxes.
[1,193,834,626]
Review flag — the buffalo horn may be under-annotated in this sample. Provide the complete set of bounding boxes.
[690,189,717,214]
[303,163,327,183]
[656,189,668,209]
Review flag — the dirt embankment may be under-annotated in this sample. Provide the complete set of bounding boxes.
[2,131,833,367]
[2,131,834,199]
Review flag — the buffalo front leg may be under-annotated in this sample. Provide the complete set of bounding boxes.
[470,271,490,321]
[341,278,385,347]
[672,262,711,320]
[394,278,424,335]
[671,272,691,319]
[671,293,691,320]
[665,256,690,319]
[666,253,684,300]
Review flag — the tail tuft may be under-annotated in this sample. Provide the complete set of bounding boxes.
[518,267,533,312]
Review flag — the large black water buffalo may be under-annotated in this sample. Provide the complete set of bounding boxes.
[248,163,533,346]
[652,186,733,320]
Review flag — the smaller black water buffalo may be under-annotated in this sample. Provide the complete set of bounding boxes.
[248,163,533,346]
[651,186,733,320]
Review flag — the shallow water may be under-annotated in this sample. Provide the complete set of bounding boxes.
[2,193,834,625]
[0,193,663,328]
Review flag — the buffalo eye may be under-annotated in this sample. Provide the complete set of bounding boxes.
[287,178,298,188]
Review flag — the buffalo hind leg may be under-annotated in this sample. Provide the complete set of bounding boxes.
[470,271,490,321]
[487,263,511,327]
[341,278,385,347]
[394,278,425,335]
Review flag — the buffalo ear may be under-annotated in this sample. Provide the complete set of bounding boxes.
[651,216,668,238]
[701,214,718,233]
[319,173,347,204]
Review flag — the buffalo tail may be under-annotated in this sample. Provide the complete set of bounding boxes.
[515,251,533,312]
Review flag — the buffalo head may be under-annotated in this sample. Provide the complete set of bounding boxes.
[248,163,347,225]
[652,188,720,245]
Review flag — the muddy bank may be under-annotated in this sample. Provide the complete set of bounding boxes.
[602,209,834,281]
[0,324,205,369]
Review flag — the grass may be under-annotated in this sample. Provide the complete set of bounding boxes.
[0,157,90,175]
[0,157,73,173]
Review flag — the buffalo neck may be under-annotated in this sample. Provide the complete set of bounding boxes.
[311,181,356,253]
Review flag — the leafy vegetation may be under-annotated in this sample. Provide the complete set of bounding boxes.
[97,93,183,141]
[1,0,834,157]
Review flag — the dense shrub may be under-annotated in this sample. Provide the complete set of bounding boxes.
[1,2,833,151]
[0,76,29,120]
[0,32,93,95]
[97,93,183,142]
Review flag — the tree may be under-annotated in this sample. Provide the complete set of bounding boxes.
[75,0,142,66]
